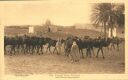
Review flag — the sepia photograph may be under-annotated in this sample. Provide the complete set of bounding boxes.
[0,0,126,79]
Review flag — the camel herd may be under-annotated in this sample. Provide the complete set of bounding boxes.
[4,34,124,61]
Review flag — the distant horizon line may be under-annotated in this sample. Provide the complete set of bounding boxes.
[4,22,93,27]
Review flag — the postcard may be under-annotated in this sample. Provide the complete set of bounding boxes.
[0,0,127,80]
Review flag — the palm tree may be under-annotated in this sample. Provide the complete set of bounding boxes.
[91,3,111,37]
[91,3,124,37]
[115,4,125,27]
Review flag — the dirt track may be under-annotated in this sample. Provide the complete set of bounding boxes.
[4,42,125,75]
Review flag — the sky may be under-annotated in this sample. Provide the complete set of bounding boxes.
[0,0,125,26]
[0,0,93,26]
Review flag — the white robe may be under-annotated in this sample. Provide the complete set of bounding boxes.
[70,42,80,61]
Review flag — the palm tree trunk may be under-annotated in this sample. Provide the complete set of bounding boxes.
[108,28,111,38]
[103,23,107,38]
[111,25,115,38]
[110,27,113,37]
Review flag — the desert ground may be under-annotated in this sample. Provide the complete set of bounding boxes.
[4,43,125,75]
[4,27,125,75]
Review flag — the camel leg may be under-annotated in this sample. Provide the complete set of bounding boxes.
[101,48,105,59]
[91,47,95,57]
[45,47,48,53]
[53,47,56,54]
[96,48,100,58]
[55,47,59,55]
[81,49,84,58]
[117,44,119,51]
[49,47,52,54]
[89,48,92,58]
[40,46,44,54]
[86,49,88,58]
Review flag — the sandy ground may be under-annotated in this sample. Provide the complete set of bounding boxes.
[4,42,125,75]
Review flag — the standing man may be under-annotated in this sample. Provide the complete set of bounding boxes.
[70,41,80,62]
